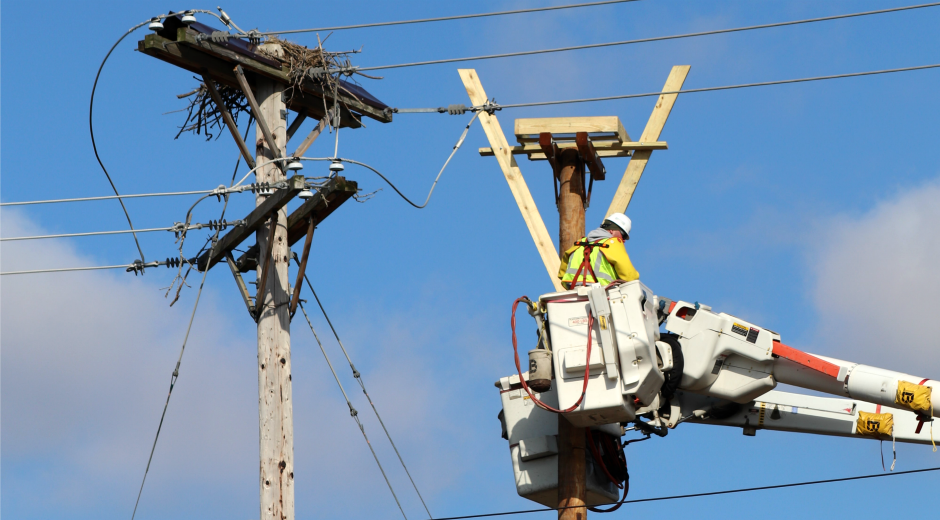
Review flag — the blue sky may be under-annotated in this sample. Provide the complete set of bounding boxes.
[2,1,940,519]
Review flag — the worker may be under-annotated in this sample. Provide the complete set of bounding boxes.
[558,213,639,289]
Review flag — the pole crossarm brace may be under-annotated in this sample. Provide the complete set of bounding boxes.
[235,176,358,272]
[292,117,328,158]
[605,65,690,218]
[459,69,565,292]
[138,26,392,128]
[203,74,257,169]
[235,65,282,163]
[286,107,308,142]
[196,174,306,272]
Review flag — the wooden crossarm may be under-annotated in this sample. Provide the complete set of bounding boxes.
[605,65,690,218]
[459,69,565,292]
[197,174,305,271]
[235,176,358,272]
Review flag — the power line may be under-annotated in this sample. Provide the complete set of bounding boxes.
[1,220,242,242]
[1,264,142,276]
[260,0,639,36]
[296,300,410,520]
[130,197,230,520]
[431,466,940,520]
[357,2,940,71]
[0,189,220,207]
[295,255,433,518]
[495,63,940,109]
[90,20,152,264]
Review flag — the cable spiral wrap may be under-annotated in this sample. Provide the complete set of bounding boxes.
[248,182,273,194]
[204,219,229,232]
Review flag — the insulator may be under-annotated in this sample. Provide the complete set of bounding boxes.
[164,257,182,269]
[447,104,468,115]
[250,182,272,194]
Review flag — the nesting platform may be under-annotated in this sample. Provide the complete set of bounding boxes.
[479,116,667,161]
[139,16,392,128]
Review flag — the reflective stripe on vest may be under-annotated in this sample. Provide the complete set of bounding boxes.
[561,238,617,286]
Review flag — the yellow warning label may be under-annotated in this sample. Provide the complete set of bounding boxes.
[895,380,932,415]
[856,411,893,438]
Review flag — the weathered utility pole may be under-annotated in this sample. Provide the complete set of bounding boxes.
[253,43,294,520]
[556,149,587,520]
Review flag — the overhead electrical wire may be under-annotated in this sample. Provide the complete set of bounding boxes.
[1,264,147,276]
[295,256,433,518]
[0,189,228,207]
[390,62,940,115]
[295,112,478,210]
[129,195,230,520]
[87,9,244,270]
[90,20,153,265]
[1,220,243,242]
[296,300,410,520]
[356,2,940,71]
[261,0,639,35]
[494,63,940,109]
[430,466,940,520]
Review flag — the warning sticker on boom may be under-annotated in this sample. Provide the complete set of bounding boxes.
[746,327,760,344]
[731,323,748,337]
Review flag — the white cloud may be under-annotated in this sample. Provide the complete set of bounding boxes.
[0,211,514,518]
[810,181,940,376]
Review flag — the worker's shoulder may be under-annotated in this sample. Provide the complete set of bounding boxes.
[602,237,624,246]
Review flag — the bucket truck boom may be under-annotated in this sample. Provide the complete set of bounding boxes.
[496,281,936,505]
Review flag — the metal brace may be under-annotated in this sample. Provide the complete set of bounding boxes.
[225,252,255,318]
[254,216,278,322]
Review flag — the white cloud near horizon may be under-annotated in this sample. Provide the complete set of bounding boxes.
[810,181,940,377]
[1,209,514,519]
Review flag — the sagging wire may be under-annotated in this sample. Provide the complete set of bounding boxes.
[296,300,409,520]
[129,193,230,520]
[89,8,248,275]
[295,256,433,519]
[356,2,940,71]
[295,111,480,210]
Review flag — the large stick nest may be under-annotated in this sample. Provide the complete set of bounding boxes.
[173,37,376,139]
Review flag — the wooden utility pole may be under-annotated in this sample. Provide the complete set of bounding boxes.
[253,43,295,520]
[556,149,587,520]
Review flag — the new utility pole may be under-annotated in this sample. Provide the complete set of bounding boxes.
[254,43,295,520]
[556,149,587,520]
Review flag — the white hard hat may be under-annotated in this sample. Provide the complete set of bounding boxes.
[604,213,632,238]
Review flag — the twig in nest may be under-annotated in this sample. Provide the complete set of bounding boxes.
[175,81,250,140]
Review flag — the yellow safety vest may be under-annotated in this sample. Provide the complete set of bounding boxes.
[560,238,618,288]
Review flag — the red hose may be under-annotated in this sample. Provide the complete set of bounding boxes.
[511,296,592,414]
[585,429,624,489]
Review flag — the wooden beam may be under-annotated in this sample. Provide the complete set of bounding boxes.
[225,251,256,317]
[235,65,281,164]
[138,31,381,128]
[515,116,629,143]
[288,216,315,318]
[236,176,357,272]
[575,132,606,181]
[478,140,667,158]
[202,74,257,170]
[605,65,690,218]
[458,69,564,292]
[285,107,308,142]
[197,174,305,271]
[291,117,328,158]
[538,132,559,176]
